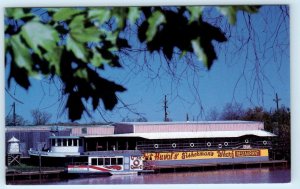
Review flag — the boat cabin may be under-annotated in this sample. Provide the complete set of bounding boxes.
[48,136,84,154]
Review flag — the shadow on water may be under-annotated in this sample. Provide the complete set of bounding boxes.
[7,167,291,185]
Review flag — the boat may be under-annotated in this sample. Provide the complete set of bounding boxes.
[67,154,144,176]
[28,136,86,167]
[28,135,145,175]
[28,121,276,175]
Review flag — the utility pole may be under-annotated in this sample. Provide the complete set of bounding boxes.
[186,113,189,122]
[12,102,16,126]
[273,93,281,136]
[163,95,168,122]
[273,93,281,111]
[6,89,24,126]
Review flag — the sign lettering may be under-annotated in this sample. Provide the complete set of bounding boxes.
[235,150,260,157]
[144,149,268,161]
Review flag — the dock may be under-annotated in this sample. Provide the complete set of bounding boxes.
[6,169,66,181]
[145,160,288,173]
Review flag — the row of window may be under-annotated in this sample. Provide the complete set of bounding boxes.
[51,139,82,147]
[139,139,270,149]
[90,157,123,166]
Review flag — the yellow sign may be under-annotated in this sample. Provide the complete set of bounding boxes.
[143,149,268,161]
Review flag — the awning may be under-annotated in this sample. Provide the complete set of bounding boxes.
[83,130,276,139]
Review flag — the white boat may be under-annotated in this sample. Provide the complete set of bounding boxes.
[28,135,145,175]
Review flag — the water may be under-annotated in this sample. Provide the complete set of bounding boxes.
[7,168,290,185]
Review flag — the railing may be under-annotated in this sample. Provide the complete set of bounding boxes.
[84,150,141,156]
[68,162,89,166]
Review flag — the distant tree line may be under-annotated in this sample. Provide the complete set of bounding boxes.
[5,113,29,126]
[31,109,52,125]
[207,103,290,162]
[5,108,52,126]
[121,116,148,122]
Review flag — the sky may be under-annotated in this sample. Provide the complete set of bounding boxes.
[4,5,290,124]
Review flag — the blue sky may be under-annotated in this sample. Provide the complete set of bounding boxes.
[4,5,290,124]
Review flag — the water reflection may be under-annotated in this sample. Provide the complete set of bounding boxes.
[7,168,290,185]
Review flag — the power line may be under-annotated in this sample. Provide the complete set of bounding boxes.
[5,88,24,104]
[6,104,13,117]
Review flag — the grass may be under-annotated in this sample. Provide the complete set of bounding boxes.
[7,164,65,172]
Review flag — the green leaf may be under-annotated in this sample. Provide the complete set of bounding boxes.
[74,68,88,80]
[238,6,260,13]
[191,38,208,67]
[10,35,34,72]
[111,8,127,29]
[5,8,35,22]
[5,8,25,19]
[91,53,105,67]
[217,6,260,25]
[105,31,118,45]
[44,47,62,75]
[70,27,101,43]
[53,8,83,21]
[88,8,111,25]
[69,15,85,29]
[217,6,237,25]
[146,11,166,41]
[179,50,187,59]
[187,7,203,22]
[66,35,88,62]
[128,7,140,24]
[5,37,9,51]
[21,21,59,58]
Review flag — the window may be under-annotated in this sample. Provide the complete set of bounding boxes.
[111,158,117,165]
[104,158,110,165]
[79,139,82,146]
[81,128,87,134]
[57,139,61,146]
[63,139,67,146]
[117,158,123,165]
[51,139,56,146]
[98,158,104,165]
[73,139,78,146]
[91,158,97,165]
[68,139,72,146]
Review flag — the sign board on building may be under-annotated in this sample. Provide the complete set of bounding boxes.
[143,149,268,161]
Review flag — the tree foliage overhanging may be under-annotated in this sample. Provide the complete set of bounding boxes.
[5,6,260,121]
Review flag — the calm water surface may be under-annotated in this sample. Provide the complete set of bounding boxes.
[8,168,290,185]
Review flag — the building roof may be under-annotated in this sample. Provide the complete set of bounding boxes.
[83,130,276,139]
[5,125,114,131]
[7,136,20,142]
[113,121,264,134]
[115,120,262,126]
